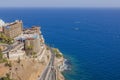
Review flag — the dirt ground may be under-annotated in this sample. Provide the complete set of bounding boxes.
[0,63,9,77]
[9,59,47,80]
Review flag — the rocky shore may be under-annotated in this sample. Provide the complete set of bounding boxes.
[53,48,68,80]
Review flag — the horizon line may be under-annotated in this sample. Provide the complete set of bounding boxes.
[0,6,120,8]
[0,7,120,9]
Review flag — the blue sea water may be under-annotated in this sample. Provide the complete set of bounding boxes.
[0,8,120,80]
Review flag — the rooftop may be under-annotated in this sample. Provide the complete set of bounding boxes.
[0,19,5,27]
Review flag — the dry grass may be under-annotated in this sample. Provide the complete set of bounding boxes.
[10,59,47,80]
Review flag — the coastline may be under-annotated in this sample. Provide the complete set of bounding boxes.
[53,48,69,80]
[0,19,66,80]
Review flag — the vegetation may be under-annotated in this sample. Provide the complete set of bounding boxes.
[0,50,3,59]
[53,48,63,58]
[17,57,21,63]
[0,73,13,80]
[46,46,49,50]
[47,55,49,59]
[0,49,8,63]
[25,46,38,57]
[25,45,33,56]
[0,33,13,44]
[32,52,37,55]
[26,45,33,50]
[32,52,37,58]
[5,62,12,67]
[0,77,11,80]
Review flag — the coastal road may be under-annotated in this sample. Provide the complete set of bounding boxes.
[38,47,56,80]
[45,48,56,80]
[47,66,56,80]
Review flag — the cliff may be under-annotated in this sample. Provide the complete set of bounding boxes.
[52,48,65,80]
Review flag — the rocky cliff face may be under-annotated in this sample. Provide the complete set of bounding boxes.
[53,48,65,80]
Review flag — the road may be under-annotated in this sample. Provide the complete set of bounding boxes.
[38,48,56,80]
[2,42,24,54]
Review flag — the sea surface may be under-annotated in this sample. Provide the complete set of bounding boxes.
[0,8,120,80]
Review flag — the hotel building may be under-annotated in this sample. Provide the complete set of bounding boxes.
[3,20,23,38]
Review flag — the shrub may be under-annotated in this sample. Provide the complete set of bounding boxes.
[53,48,63,58]
[5,62,12,67]
[0,73,12,80]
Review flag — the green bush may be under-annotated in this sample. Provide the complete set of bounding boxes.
[0,52,3,59]
[1,77,13,80]
[0,33,13,44]
[2,58,8,62]
[56,53,62,58]
[26,45,33,50]
[0,51,8,63]
[5,62,12,67]
[53,48,63,58]
[0,73,13,80]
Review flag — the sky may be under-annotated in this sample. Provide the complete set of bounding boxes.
[0,0,120,8]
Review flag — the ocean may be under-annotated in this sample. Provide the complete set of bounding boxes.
[0,8,120,80]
